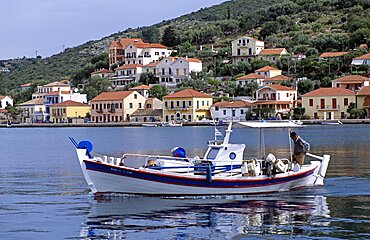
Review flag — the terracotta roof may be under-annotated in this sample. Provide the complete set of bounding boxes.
[357,86,370,96]
[319,52,349,58]
[302,88,355,97]
[129,84,151,90]
[0,95,12,100]
[265,75,289,81]
[212,100,252,108]
[43,81,69,87]
[92,69,113,74]
[236,73,265,80]
[144,61,160,67]
[50,100,88,107]
[182,57,202,63]
[20,83,32,87]
[332,75,368,83]
[44,91,71,95]
[354,53,370,60]
[131,42,167,49]
[261,84,294,91]
[18,98,44,105]
[255,66,280,72]
[259,48,287,55]
[109,41,122,48]
[92,91,133,101]
[163,89,212,99]
[116,64,143,70]
[359,44,368,49]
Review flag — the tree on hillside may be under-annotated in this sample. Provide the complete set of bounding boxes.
[297,80,314,95]
[82,76,110,100]
[140,27,160,43]
[161,26,180,47]
[149,85,168,99]
[139,72,156,85]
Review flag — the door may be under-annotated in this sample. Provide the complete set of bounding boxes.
[332,98,337,109]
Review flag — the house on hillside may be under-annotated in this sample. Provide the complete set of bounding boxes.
[0,95,13,109]
[90,91,146,123]
[319,52,349,61]
[258,48,288,62]
[301,88,355,120]
[49,100,90,123]
[255,66,282,79]
[129,84,151,98]
[235,73,265,87]
[254,84,297,116]
[331,75,369,91]
[351,53,370,66]
[110,64,143,89]
[231,36,264,64]
[262,75,290,86]
[210,100,252,122]
[109,38,144,66]
[162,89,213,122]
[90,69,114,79]
[20,83,32,91]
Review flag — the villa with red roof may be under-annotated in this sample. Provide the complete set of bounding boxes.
[90,91,147,123]
[331,75,369,91]
[162,89,213,122]
[49,100,90,123]
[351,53,370,66]
[235,73,265,87]
[319,52,349,60]
[231,36,265,64]
[90,69,114,79]
[357,86,370,118]
[255,66,282,79]
[129,84,151,98]
[302,88,356,120]
[254,84,297,115]
[258,48,288,62]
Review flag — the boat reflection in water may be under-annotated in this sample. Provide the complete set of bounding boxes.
[80,193,330,239]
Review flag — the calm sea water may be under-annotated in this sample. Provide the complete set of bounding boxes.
[0,124,369,239]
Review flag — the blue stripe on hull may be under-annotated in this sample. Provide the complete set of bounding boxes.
[84,160,316,188]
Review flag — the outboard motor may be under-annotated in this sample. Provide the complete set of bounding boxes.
[171,147,186,158]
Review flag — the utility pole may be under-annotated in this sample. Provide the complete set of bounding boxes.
[35,50,38,58]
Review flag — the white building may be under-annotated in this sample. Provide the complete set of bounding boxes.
[231,36,265,64]
[0,95,13,109]
[32,81,71,99]
[124,42,172,66]
[255,66,282,79]
[111,64,143,89]
[351,53,370,66]
[18,98,47,123]
[210,100,252,122]
[235,73,265,87]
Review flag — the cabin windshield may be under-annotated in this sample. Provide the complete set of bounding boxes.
[206,148,220,160]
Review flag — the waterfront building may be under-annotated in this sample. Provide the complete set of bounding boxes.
[357,86,370,118]
[210,100,252,122]
[301,88,355,120]
[130,97,163,122]
[231,36,264,64]
[331,75,369,92]
[162,89,213,122]
[18,98,47,123]
[49,100,90,123]
[32,81,71,99]
[254,84,297,116]
[90,91,146,123]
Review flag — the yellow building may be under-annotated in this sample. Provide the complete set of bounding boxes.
[302,88,355,120]
[50,100,90,123]
[357,86,370,118]
[162,89,213,122]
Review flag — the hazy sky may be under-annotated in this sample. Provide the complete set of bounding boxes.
[0,0,226,60]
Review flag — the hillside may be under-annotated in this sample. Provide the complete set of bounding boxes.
[0,0,369,101]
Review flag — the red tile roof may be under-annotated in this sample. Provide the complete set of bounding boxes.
[92,69,113,74]
[20,83,32,87]
[129,84,151,90]
[354,53,370,60]
[0,95,12,100]
[144,61,160,67]
[255,66,280,72]
[262,84,294,91]
[319,52,349,58]
[163,89,212,99]
[50,100,88,107]
[265,75,289,81]
[357,86,370,96]
[116,64,143,70]
[92,91,133,101]
[236,73,264,80]
[302,88,355,97]
[182,57,202,63]
[359,44,368,49]
[259,48,287,55]
[18,98,44,105]
[212,100,252,108]
[332,75,369,84]
[131,42,168,49]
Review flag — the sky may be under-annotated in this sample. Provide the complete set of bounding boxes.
[0,0,226,60]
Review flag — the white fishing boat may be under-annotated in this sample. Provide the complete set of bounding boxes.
[321,120,342,125]
[141,123,158,127]
[70,121,330,196]
[161,120,183,127]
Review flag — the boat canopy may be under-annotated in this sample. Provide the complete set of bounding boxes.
[238,121,303,128]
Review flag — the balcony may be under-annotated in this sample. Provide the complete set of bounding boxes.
[258,97,277,101]
[316,105,340,110]
[95,109,103,113]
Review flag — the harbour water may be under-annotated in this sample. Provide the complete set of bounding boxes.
[0,124,369,239]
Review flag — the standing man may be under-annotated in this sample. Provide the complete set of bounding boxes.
[290,131,310,165]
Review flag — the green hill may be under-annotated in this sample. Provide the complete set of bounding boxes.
[0,0,369,101]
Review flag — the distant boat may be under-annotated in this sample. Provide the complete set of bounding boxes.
[161,121,183,127]
[322,120,342,125]
[141,123,158,127]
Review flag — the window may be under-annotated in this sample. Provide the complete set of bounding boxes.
[309,99,313,107]
[183,68,187,75]
[176,101,180,107]
[182,101,186,108]
[189,101,192,106]
[223,110,227,115]
[240,109,244,114]
[92,104,94,109]
[155,52,159,56]
[206,148,220,160]
[344,98,348,106]
[202,101,204,106]
[215,106,219,111]
[134,94,137,99]
[129,103,133,108]
[165,101,168,108]
[162,68,165,75]
[120,103,122,109]
[139,103,142,108]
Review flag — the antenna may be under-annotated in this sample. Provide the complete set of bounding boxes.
[35,50,38,58]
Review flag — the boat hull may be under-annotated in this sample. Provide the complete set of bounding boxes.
[77,150,322,195]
